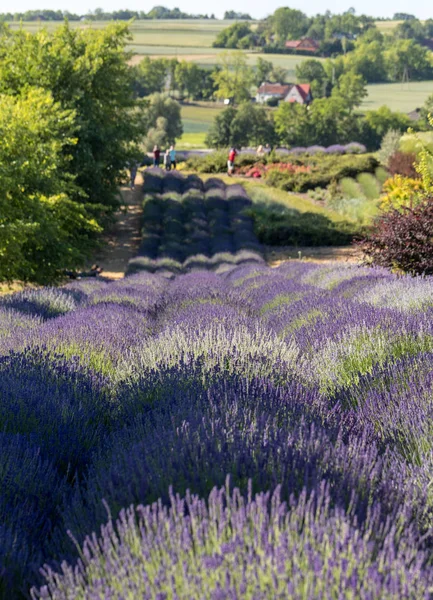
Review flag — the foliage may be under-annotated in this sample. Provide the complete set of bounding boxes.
[174,61,203,99]
[384,39,433,82]
[332,70,368,111]
[379,175,424,211]
[388,152,419,178]
[295,59,329,98]
[364,107,410,149]
[212,52,254,104]
[270,7,310,42]
[224,11,252,19]
[142,93,183,150]
[0,21,143,212]
[205,104,275,149]
[0,89,101,284]
[359,198,433,275]
[265,154,379,193]
[132,57,169,97]
[213,22,255,49]
[378,129,402,166]
[249,203,358,245]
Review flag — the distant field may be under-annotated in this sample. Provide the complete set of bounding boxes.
[375,20,401,33]
[13,19,431,117]
[10,19,240,48]
[179,103,224,148]
[362,81,433,113]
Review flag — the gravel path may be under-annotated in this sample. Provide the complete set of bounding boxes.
[87,173,143,279]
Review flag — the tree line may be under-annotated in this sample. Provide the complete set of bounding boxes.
[0,22,144,283]
[213,9,433,86]
[0,7,215,22]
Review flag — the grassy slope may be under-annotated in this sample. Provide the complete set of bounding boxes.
[362,81,433,113]
[196,173,350,223]
[180,103,224,148]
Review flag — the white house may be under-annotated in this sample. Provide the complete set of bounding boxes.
[256,82,292,104]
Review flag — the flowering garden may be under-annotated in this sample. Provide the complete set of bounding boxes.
[3,172,433,598]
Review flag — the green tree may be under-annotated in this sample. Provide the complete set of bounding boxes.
[0,22,143,212]
[0,88,101,283]
[133,57,168,97]
[270,66,289,84]
[332,70,367,111]
[385,40,433,81]
[213,22,254,49]
[205,104,276,148]
[364,105,411,148]
[174,61,202,99]
[296,59,329,97]
[212,52,254,104]
[420,94,433,129]
[142,93,183,147]
[308,97,360,146]
[393,19,425,42]
[255,57,273,86]
[271,7,309,42]
[230,103,276,147]
[274,102,313,147]
[205,106,237,148]
[344,39,387,82]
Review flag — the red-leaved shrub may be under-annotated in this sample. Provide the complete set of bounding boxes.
[358,198,433,275]
[388,152,420,179]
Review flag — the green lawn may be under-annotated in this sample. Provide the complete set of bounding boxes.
[179,103,224,148]
[362,81,433,113]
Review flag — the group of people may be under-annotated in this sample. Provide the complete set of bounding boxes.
[153,145,177,171]
[129,144,269,189]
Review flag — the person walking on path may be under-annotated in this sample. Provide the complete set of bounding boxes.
[129,162,138,189]
[163,149,171,171]
[169,145,177,170]
[153,145,160,167]
[227,147,237,176]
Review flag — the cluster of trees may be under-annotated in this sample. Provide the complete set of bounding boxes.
[223,11,252,20]
[213,8,433,80]
[132,57,218,100]
[0,7,215,22]
[133,53,289,103]
[0,22,144,283]
[206,92,413,151]
[214,8,375,50]
[327,30,433,83]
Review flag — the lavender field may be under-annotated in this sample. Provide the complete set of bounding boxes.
[3,174,433,598]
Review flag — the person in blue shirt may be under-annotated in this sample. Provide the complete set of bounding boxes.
[169,145,177,170]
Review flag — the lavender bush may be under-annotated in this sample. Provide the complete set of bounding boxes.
[2,173,433,598]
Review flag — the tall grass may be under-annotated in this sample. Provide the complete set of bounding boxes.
[357,173,381,200]
[340,177,364,199]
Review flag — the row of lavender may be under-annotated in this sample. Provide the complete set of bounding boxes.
[2,261,433,597]
[127,169,264,276]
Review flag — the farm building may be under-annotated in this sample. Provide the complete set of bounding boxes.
[284,38,320,53]
[256,82,292,104]
[256,82,313,105]
[285,84,312,105]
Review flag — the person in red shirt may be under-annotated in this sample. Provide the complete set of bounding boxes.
[153,145,160,167]
[227,147,237,176]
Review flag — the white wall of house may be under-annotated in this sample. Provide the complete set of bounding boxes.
[256,93,283,104]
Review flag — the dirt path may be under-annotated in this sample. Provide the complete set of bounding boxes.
[266,245,362,267]
[87,173,143,279]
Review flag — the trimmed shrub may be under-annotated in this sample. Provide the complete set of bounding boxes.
[388,151,420,179]
[359,198,433,275]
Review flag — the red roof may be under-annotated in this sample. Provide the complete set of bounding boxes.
[297,84,311,100]
[257,82,292,96]
[285,40,301,49]
[285,84,312,104]
[285,38,319,51]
